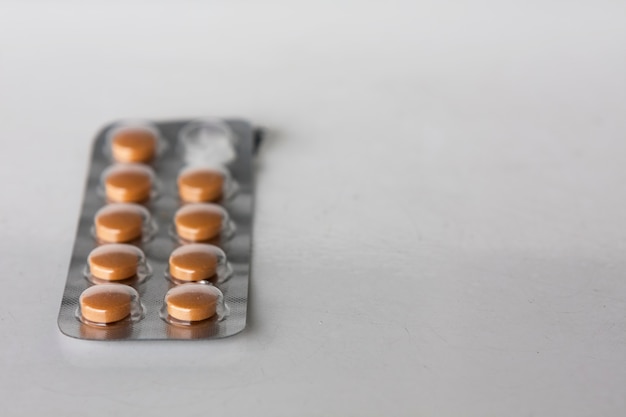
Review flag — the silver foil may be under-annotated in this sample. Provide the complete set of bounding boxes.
[57,119,256,340]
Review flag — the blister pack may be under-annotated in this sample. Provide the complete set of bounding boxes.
[58,118,259,340]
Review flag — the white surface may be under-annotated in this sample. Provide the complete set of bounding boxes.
[1,1,625,415]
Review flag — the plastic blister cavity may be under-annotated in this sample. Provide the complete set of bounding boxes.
[172,203,235,244]
[77,284,144,326]
[93,203,157,244]
[178,118,238,166]
[105,120,166,164]
[160,283,229,326]
[177,166,239,203]
[85,244,152,285]
[166,243,232,285]
[100,163,159,203]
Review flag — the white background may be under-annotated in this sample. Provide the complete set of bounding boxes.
[1,1,625,416]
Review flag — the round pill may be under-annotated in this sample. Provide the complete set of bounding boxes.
[79,284,134,324]
[88,244,142,281]
[94,204,145,243]
[174,203,226,242]
[111,127,157,163]
[165,285,219,322]
[104,164,152,203]
[169,244,220,282]
[177,167,225,203]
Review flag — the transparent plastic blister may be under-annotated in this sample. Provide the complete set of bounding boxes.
[172,203,236,245]
[104,120,167,164]
[178,118,238,166]
[58,118,258,340]
[177,165,239,203]
[100,163,160,204]
[92,203,157,244]
[76,284,144,326]
[84,244,152,285]
[160,283,229,326]
[165,243,233,285]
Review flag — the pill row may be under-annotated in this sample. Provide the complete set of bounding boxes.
[101,163,236,205]
[85,243,231,285]
[92,201,234,245]
[58,118,257,340]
